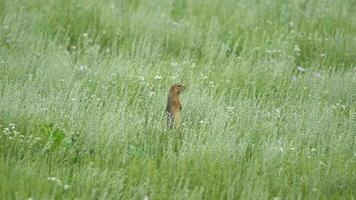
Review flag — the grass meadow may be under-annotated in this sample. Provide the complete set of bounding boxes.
[0,0,355,199]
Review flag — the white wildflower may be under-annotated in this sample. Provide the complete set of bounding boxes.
[171,20,179,27]
[296,66,306,73]
[64,184,70,190]
[294,44,300,52]
[226,106,235,110]
[47,177,63,186]
[291,76,298,81]
[78,65,88,72]
[170,61,178,67]
[154,75,162,80]
[312,72,321,78]
[82,33,88,38]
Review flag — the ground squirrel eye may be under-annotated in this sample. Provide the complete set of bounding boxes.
[177,85,182,87]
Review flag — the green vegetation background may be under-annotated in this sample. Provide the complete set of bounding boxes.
[0,0,355,199]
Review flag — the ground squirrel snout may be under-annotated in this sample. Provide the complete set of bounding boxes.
[166,84,185,129]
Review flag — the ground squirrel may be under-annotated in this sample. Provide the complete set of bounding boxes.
[166,84,185,129]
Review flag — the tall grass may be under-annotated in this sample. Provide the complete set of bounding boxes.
[0,0,355,199]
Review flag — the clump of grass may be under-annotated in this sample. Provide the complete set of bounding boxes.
[0,0,355,199]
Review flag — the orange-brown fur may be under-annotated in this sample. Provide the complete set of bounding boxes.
[166,84,185,129]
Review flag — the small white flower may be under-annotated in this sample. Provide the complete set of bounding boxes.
[279,148,284,152]
[47,177,56,181]
[47,177,62,185]
[143,196,149,200]
[294,44,300,52]
[154,75,162,80]
[82,33,88,37]
[64,184,70,190]
[311,148,316,152]
[199,120,204,124]
[78,65,88,72]
[312,72,321,78]
[226,106,234,110]
[171,21,179,27]
[170,62,178,67]
[290,147,295,151]
[296,66,306,73]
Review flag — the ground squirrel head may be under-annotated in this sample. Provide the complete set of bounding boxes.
[170,84,185,95]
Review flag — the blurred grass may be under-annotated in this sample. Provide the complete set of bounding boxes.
[0,0,355,199]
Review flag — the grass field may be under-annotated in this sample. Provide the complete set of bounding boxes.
[0,0,355,199]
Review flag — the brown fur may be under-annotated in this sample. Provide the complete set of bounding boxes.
[166,84,185,129]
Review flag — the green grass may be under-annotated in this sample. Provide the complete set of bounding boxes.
[0,0,355,199]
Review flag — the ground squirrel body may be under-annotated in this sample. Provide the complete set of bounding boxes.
[166,84,185,129]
